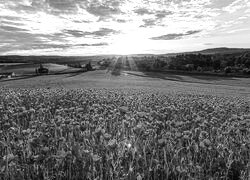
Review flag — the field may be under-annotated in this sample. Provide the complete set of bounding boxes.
[0,63,81,76]
[0,57,250,179]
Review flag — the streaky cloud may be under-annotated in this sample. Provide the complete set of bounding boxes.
[79,43,108,46]
[150,30,202,40]
[134,8,153,15]
[64,28,120,38]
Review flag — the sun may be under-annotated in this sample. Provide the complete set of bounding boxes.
[110,33,148,55]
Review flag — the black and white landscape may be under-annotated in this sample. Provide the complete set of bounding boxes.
[0,0,250,180]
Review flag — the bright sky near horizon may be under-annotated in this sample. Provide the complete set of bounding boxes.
[0,0,250,55]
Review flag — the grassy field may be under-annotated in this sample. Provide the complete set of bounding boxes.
[0,57,249,179]
[0,68,249,97]
[0,63,82,76]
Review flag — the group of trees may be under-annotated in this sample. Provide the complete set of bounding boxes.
[97,58,112,69]
[67,62,93,71]
[134,52,250,75]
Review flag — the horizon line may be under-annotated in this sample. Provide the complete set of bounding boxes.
[1,47,250,57]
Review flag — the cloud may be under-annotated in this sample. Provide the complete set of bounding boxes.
[64,28,120,38]
[0,23,68,45]
[28,43,71,50]
[186,30,202,35]
[150,30,201,40]
[0,25,45,44]
[90,28,120,37]
[31,42,108,49]
[85,0,122,18]
[116,19,127,23]
[1,20,24,26]
[3,0,120,16]
[0,15,24,21]
[63,30,87,37]
[140,19,156,27]
[72,19,91,23]
[79,43,108,46]
[223,0,248,13]
[208,0,235,9]
[155,10,173,19]
[134,8,153,15]
[2,0,44,13]
[138,10,174,28]
[0,42,108,54]
[0,0,249,55]
[0,25,27,32]
[204,43,214,45]
[150,33,185,40]
[0,43,69,54]
[45,0,77,12]
[19,0,81,13]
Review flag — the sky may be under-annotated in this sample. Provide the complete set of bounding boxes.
[0,0,250,55]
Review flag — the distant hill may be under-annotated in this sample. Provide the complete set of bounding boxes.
[1,47,250,61]
[0,55,111,64]
[158,47,250,56]
[130,47,250,57]
[197,47,250,54]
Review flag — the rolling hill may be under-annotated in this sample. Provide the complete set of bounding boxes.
[197,47,250,54]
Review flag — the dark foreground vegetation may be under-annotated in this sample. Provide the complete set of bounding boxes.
[0,88,249,179]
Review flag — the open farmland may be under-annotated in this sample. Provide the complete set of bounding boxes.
[0,88,249,179]
[0,63,81,76]
[0,57,250,180]
[0,57,249,97]
[1,0,250,178]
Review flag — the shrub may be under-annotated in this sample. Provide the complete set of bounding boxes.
[224,66,232,74]
[197,66,203,72]
[243,68,250,75]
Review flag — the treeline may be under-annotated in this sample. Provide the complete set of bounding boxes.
[0,56,100,64]
[134,52,250,75]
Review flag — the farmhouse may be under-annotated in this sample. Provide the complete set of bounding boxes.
[0,72,15,79]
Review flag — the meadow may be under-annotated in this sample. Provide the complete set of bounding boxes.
[0,88,249,180]
[0,63,82,76]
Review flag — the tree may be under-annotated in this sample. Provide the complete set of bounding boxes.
[224,66,232,74]
[197,66,203,72]
[243,68,250,75]
[86,62,93,71]
[245,59,250,68]
[211,56,221,70]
